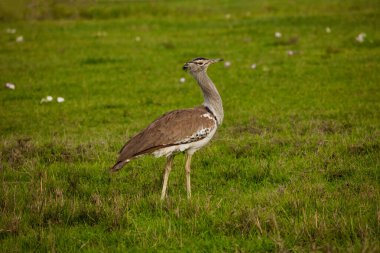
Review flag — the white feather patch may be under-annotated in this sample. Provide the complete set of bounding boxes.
[152,127,217,157]
[201,113,215,120]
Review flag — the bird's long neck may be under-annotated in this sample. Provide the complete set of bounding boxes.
[192,71,224,125]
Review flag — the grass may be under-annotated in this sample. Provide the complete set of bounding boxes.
[1,0,380,251]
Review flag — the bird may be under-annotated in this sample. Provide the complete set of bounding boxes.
[110,57,224,200]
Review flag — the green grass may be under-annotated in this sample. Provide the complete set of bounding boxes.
[1,0,380,251]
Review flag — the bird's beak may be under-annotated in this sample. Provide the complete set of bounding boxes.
[182,63,189,71]
[210,58,224,64]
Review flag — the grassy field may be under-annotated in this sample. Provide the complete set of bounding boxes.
[1,0,380,251]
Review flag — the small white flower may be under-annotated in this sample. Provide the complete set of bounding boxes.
[225,13,231,19]
[5,83,15,90]
[5,28,16,34]
[179,77,186,83]
[16,36,23,43]
[135,36,141,42]
[57,97,65,103]
[325,27,331,33]
[251,64,257,69]
[275,32,282,38]
[356,33,366,43]
[287,50,294,56]
[40,96,53,103]
[224,61,231,68]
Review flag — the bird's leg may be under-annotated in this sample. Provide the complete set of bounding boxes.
[161,155,174,200]
[185,153,193,199]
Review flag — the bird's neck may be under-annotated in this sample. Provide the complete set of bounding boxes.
[192,71,224,125]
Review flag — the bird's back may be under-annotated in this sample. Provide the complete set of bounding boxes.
[117,106,217,163]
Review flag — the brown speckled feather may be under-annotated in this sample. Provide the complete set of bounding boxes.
[116,106,216,164]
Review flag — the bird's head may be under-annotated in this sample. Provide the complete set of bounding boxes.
[182,57,223,73]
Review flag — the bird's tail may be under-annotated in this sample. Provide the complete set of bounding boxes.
[109,159,129,172]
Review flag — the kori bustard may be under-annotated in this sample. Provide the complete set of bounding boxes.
[110,57,224,199]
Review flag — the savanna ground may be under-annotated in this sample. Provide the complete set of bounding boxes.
[1,0,379,251]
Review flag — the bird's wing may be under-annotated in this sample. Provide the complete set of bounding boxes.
[117,106,216,161]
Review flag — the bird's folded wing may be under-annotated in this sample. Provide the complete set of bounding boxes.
[117,106,216,161]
